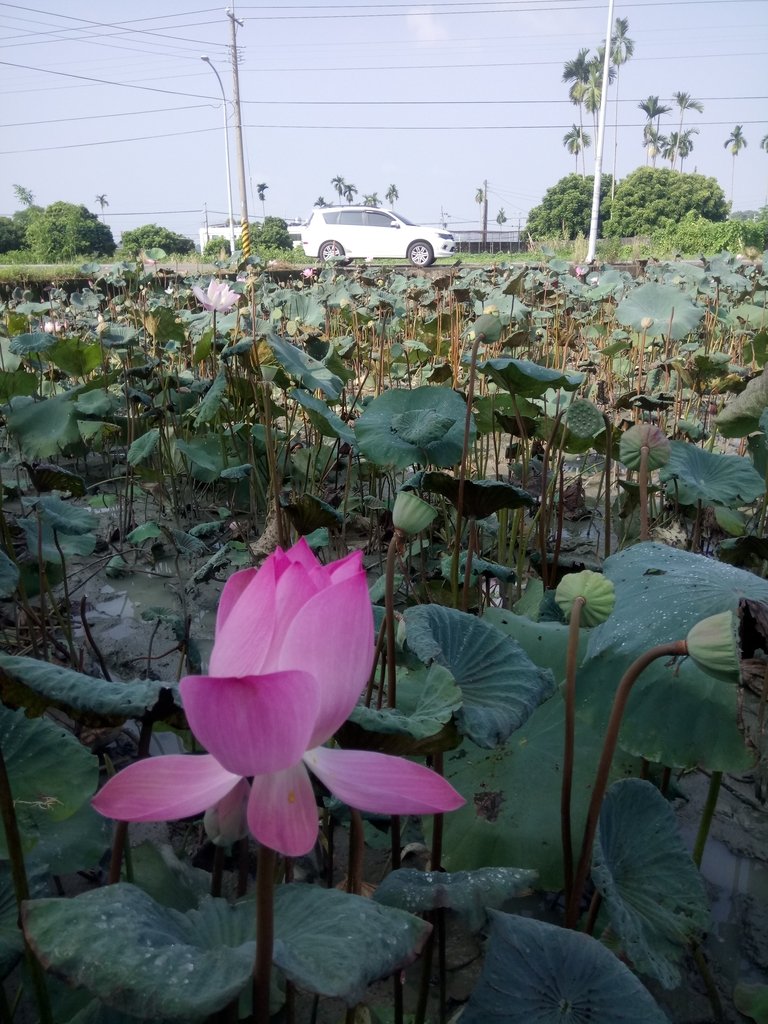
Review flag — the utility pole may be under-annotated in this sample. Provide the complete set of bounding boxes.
[586,0,615,263]
[227,8,251,258]
[482,179,488,248]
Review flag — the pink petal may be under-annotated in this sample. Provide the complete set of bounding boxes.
[280,570,374,746]
[92,755,240,822]
[328,549,364,584]
[180,671,320,777]
[247,762,319,856]
[283,537,319,572]
[305,747,466,815]
[192,285,210,308]
[209,561,277,677]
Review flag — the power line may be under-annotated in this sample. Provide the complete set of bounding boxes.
[236,0,767,17]
[237,95,768,106]
[0,103,212,129]
[0,127,218,156]
[0,59,219,101]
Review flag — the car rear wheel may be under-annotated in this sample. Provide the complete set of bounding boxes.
[319,240,345,260]
[407,240,434,267]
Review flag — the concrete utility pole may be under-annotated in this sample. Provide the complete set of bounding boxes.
[482,179,489,247]
[227,8,251,257]
[586,0,616,263]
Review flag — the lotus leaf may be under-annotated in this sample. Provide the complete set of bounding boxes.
[592,779,709,988]
[476,357,583,397]
[267,334,342,399]
[716,368,768,437]
[615,283,703,339]
[415,470,536,517]
[291,388,355,445]
[660,439,765,507]
[462,912,669,1023]
[355,386,472,469]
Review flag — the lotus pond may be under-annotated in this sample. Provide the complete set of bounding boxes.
[1,253,768,1023]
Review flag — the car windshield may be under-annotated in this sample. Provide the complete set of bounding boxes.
[391,212,417,226]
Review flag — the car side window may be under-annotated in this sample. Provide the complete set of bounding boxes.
[321,211,341,225]
[338,211,365,225]
[365,212,396,228]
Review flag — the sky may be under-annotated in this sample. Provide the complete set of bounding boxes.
[1,0,766,246]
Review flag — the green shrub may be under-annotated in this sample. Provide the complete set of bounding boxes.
[26,203,116,261]
[203,236,232,260]
[653,212,767,256]
[119,224,196,258]
[606,168,728,238]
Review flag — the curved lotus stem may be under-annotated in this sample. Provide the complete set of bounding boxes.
[561,596,585,905]
[566,639,688,928]
[639,444,650,542]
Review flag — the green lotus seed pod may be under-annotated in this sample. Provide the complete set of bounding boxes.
[619,423,670,471]
[555,570,616,627]
[686,611,740,681]
[392,491,437,535]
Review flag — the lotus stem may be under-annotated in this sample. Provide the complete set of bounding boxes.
[562,597,585,907]
[566,639,688,927]
[450,330,486,606]
[461,518,477,612]
[384,532,401,710]
[602,412,612,561]
[692,770,722,868]
[638,444,650,542]
[253,844,277,1024]
[0,743,53,1024]
[347,809,364,896]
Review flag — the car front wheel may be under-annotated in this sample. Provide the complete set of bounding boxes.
[407,240,434,267]
[319,240,345,260]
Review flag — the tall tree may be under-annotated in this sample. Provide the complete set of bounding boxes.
[330,175,346,203]
[385,183,399,206]
[583,52,615,136]
[563,124,592,177]
[609,17,634,199]
[496,208,507,227]
[677,128,698,171]
[342,182,358,204]
[362,193,380,207]
[95,194,109,220]
[314,196,328,207]
[672,92,704,168]
[643,126,667,168]
[562,48,591,143]
[662,132,680,170]
[638,96,671,166]
[256,183,268,219]
[724,125,748,203]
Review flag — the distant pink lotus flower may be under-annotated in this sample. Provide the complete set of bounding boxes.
[301,267,315,279]
[93,540,463,856]
[192,278,240,312]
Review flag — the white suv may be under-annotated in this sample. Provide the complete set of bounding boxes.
[300,207,455,267]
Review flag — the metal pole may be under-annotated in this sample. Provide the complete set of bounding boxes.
[201,56,236,254]
[586,0,616,264]
[227,8,251,258]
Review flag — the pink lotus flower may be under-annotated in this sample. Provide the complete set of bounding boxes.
[93,541,463,856]
[192,278,240,312]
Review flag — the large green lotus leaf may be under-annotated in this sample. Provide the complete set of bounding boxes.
[23,495,96,535]
[0,548,19,598]
[6,395,84,459]
[592,779,709,989]
[23,884,255,1021]
[438,697,639,890]
[462,912,669,1023]
[267,334,342,399]
[126,842,211,914]
[483,608,589,683]
[291,388,355,445]
[716,369,768,438]
[174,436,227,483]
[280,290,326,329]
[730,303,768,329]
[17,516,96,563]
[476,357,583,397]
[0,864,47,980]
[127,427,160,466]
[9,332,56,355]
[0,653,181,727]
[355,386,473,469]
[417,471,536,517]
[349,663,461,743]
[66,1003,176,1024]
[272,884,430,1004]
[193,370,227,425]
[0,705,97,858]
[373,866,537,932]
[27,801,111,877]
[0,369,38,402]
[403,605,555,748]
[734,983,768,1023]
[581,543,768,769]
[615,283,703,340]
[660,439,765,507]
[46,337,102,378]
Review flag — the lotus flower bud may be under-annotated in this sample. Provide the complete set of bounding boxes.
[555,570,615,627]
[619,423,670,471]
[392,491,437,535]
[640,316,654,330]
[203,777,250,848]
[686,611,740,682]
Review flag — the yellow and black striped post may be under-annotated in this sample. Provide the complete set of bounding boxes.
[240,220,251,259]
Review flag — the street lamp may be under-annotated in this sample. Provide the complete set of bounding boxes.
[201,55,236,254]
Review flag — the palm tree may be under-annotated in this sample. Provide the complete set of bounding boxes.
[362,193,380,207]
[638,96,671,165]
[583,53,615,136]
[610,17,634,199]
[314,196,328,207]
[342,182,358,204]
[496,208,507,227]
[256,183,268,219]
[385,183,399,207]
[643,125,666,168]
[13,184,34,207]
[662,132,680,169]
[724,125,748,203]
[677,127,698,171]
[331,175,346,203]
[563,124,591,177]
[562,48,591,142]
[672,92,704,168]
[95,193,109,220]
